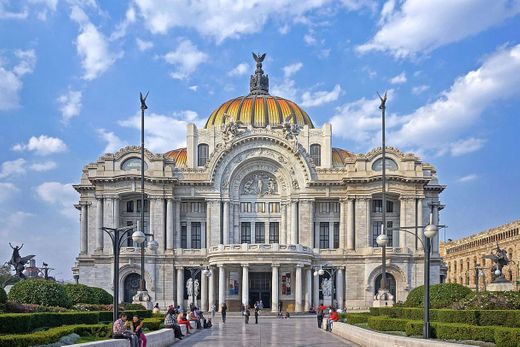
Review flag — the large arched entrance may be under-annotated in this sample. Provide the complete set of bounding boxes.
[123,273,141,303]
[374,273,396,299]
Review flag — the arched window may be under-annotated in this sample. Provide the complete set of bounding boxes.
[198,143,209,166]
[310,144,321,166]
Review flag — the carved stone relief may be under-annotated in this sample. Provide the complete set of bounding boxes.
[240,172,278,196]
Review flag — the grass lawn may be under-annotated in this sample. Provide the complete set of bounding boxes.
[76,335,110,343]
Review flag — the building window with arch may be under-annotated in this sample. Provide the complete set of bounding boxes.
[198,143,209,166]
[310,144,321,166]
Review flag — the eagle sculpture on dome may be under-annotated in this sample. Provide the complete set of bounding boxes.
[252,52,266,63]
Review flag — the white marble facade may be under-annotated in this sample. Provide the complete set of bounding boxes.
[72,60,444,311]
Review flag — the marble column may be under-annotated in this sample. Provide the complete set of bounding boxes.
[113,198,119,229]
[175,200,181,249]
[271,264,279,312]
[95,197,103,251]
[399,198,407,249]
[346,198,355,250]
[291,201,298,244]
[200,271,208,311]
[206,200,212,246]
[432,203,439,254]
[417,198,424,250]
[218,265,226,310]
[176,267,184,308]
[313,269,319,308]
[295,265,303,312]
[309,201,314,247]
[304,268,312,311]
[366,198,372,247]
[336,268,344,309]
[223,201,229,245]
[339,200,346,249]
[281,203,287,244]
[208,268,215,311]
[166,198,174,250]
[80,204,88,254]
[241,264,249,306]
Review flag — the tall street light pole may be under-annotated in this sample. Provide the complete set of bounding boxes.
[139,92,148,292]
[379,91,388,294]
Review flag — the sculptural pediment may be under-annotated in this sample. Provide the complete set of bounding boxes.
[240,171,278,196]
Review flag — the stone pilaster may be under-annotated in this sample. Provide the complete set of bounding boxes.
[166,198,174,250]
[304,267,312,311]
[271,264,279,312]
[336,268,344,309]
[346,198,355,250]
[313,268,319,307]
[218,264,226,309]
[175,200,181,249]
[80,204,88,254]
[291,200,298,244]
[176,267,184,308]
[95,197,103,252]
[295,264,303,312]
[200,271,208,311]
[223,200,230,245]
[241,264,249,306]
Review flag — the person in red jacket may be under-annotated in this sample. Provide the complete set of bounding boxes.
[327,308,340,331]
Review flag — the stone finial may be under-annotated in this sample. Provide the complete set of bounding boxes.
[250,52,269,95]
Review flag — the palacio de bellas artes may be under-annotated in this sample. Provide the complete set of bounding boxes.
[72,54,445,313]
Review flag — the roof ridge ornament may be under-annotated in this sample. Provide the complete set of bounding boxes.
[250,52,269,95]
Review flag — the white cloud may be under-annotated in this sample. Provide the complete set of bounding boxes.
[70,6,123,80]
[304,33,317,45]
[446,138,486,157]
[119,110,204,152]
[0,182,18,201]
[332,43,520,156]
[0,211,34,239]
[300,84,342,107]
[283,62,303,78]
[57,90,82,123]
[0,1,28,19]
[163,39,208,80]
[97,128,127,153]
[136,38,154,51]
[228,62,249,76]
[341,0,377,12]
[13,135,67,155]
[357,0,520,58]
[411,84,429,95]
[458,174,478,183]
[188,85,198,92]
[30,160,57,172]
[0,158,26,179]
[389,72,407,84]
[110,5,136,40]
[362,66,377,79]
[35,182,77,218]
[0,49,36,111]
[133,0,332,43]
[29,0,58,20]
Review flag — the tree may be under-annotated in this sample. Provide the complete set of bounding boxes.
[0,265,20,288]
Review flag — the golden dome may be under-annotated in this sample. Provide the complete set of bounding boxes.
[332,147,355,167]
[204,95,314,129]
[204,52,314,129]
[164,147,187,167]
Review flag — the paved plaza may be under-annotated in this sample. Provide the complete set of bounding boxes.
[169,316,358,347]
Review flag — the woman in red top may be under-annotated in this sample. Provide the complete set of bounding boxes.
[327,308,340,331]
[177,312,192,334]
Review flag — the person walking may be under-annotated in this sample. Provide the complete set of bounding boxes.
[254,304,259,324]
[210,303,216,320]
[244,305,250,324]
[316,305,324,329]
[221,303,228,323]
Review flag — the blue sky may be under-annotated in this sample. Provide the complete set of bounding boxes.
[1,0,519,280]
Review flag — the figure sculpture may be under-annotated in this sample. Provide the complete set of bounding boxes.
[321,278,332,297]
[484,242,510,282]
[7,243,35,279]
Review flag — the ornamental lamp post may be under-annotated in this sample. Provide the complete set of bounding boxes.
[313,265,338,308]
[185,265,212,308]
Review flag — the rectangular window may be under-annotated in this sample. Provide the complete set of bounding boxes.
[255,222,265,243]
[373,200,383,213]
[198,144,209,166]
[241,222,251,244]
[372,221,393,247]
[269,222,279,243]
[319,222,329,249]
[256,202,265,213]
[126,221,134,246]
[181,202,189,213]
[269,202,280,213]
[191,222,201,249]
[331,202,340,213]
[240,202,252,213]
[387,201,394,213]
[126,201,134,213]
[333,222,339,249]
[318,202,329,213]
[181,222,187,248]
[191,202,202,213]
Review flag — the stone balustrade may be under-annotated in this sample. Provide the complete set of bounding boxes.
[208,243,313,254]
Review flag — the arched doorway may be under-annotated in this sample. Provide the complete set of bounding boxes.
[124,273,141,303]
[374,273,396,299]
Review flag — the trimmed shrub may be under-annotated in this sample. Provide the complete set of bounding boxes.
[0,287,7,304]
[72,303,112,311]
[435,323,495,343]
[405,320,424,337]
[405,283,473,309]
[343,312,370,324]
[431,309,479,325]
[8,279,71,308]
[0,311,101,333]
[494,327,520,347]
[0,323,111,347]
[90,287,113,305]
[368,316,409,332]
[0,313,31,334]
[121,303,147,310]
[98,310,114,322]
[124,309,152,318]
[64,284,97,305]
[477,310,520,328]
[142,317,163,331]
[5,302,69,313]
[454,291,520,311]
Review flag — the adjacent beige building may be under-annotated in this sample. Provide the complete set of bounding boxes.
[440,220,520,291]
[73,56,445,311]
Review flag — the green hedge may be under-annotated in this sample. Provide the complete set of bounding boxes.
[370,307,519,327]
[494,327,520,347]
[8,279,71,308]
[0,287,7,304]
[434,323,495,343]
[64,284,97,305]
[405,283,473,309]
[90,287,113,305]
[0,310,152,333]
[368,316,409,331]
[0,324,111,347]
[342,312,370,324]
